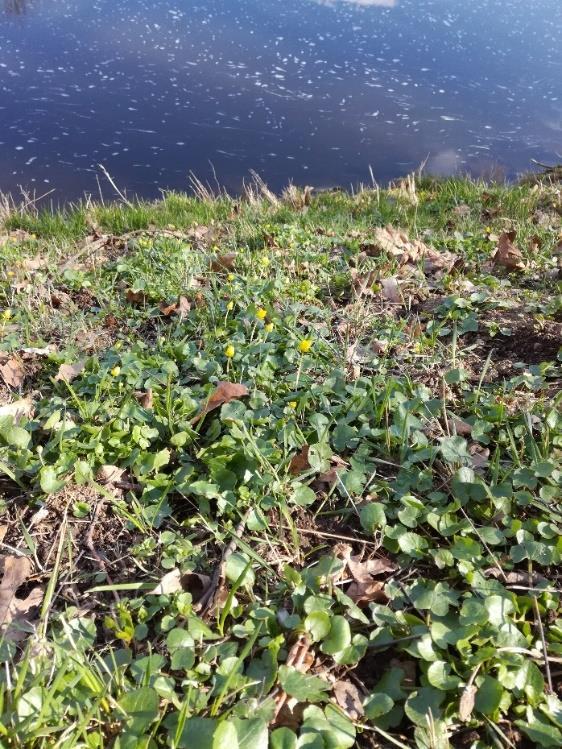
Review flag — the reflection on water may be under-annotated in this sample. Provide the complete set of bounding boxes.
[0,0,560,200]
[3,0,32,14]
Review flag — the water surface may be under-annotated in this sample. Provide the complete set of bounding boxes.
[1,0,561,200]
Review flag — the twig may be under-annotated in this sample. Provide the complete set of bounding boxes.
[98,163,134,208]
[198,508,252,617]
[279,525,378,547]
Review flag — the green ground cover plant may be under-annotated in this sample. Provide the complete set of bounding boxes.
[0,175,561,748]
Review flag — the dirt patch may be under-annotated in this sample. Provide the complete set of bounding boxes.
[3,485,143,585]
[466,310,561,380]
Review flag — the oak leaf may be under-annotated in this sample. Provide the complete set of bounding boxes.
[191,381,249,424]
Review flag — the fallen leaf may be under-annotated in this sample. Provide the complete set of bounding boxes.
[448,417,472,436]
[0,358,25,388]
[21,346,56,357]
[453,204,471,218]
[0,526,6,543]
[346,554,395,605]
[423,246,460,275]
[493,231,525,271]
[21,256,48,271]
[347,555,396,583]
[187,225,211,241]
[346,579,388,606]
[55,360,85,382]
[159,296,191,317]
[191,381,249,424]
[469,443,489,470]
[125,289,147,305]
[289,445,311,475]
[380,276,401,304]
[364,226,431,265]
[149,569,211,598]
[96,465,126,485]
[210,253,237,272]
[350,268,378,297]
[333,680,364,720]
[0,397,34,421]
[0,556,43,641]
[134,389,153,409]
[459,685,477,722]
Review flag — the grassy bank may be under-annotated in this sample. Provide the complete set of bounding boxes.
[0,176,561,749]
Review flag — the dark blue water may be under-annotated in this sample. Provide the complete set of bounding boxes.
[1,0,561,200]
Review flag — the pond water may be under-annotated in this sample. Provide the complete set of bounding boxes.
[1,0,561,200]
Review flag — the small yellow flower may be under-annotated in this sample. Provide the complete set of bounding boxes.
[110,366,121,377]
[225,344,235,358]
[226,301,234,311]
[1,309,12,321]
[288,401,297,409]
[6,271,15,278]
[260,256,271,268]
[256,308,267,320]
[227,273,235,282]
[484,226,491,233]
[297,338,313,354]
[264,322,274,333]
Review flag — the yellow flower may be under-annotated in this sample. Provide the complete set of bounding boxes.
[264,322,274,333]
[256,308,267,320]
[110,366,121,377]
[227,273,235,282]
[226,301,234,311]
[288,401,297,409]
[260,256,271,268]
[6,271,14,278]
[297,338,313,354]
[225,344,235,358]
[1,309,12,321]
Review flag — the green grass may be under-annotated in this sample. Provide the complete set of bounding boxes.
[0,176,561,749]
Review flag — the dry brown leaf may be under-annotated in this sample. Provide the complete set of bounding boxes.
[159,296,191,317]
[346,554,395,605]
[149,569,211,598]
[423,247,460,275]
[125,289,147,305]
[493,231,525,271]
[210,253,237,272]
[0,556,43,641]
[380,276,401,304]
[0,397,34,421]
[21,346,56,357]
[469,443,489,470]
[21,255,48,271]
[453,204,471,218]
[347,579,388,606]
[350,268,378,297]
[0,358,25,388]
[347,555,396,583]
[365,225,431,265]
[134,389,153,409]
[188,225,211,241]
[448,417,472,436]
[191,381,249,424]
[0,526,6,543]
[289,445,311,475]
[333,680,364,720]
[96,465,126,485]
[55,360,85,383]
[459,685,477,722]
